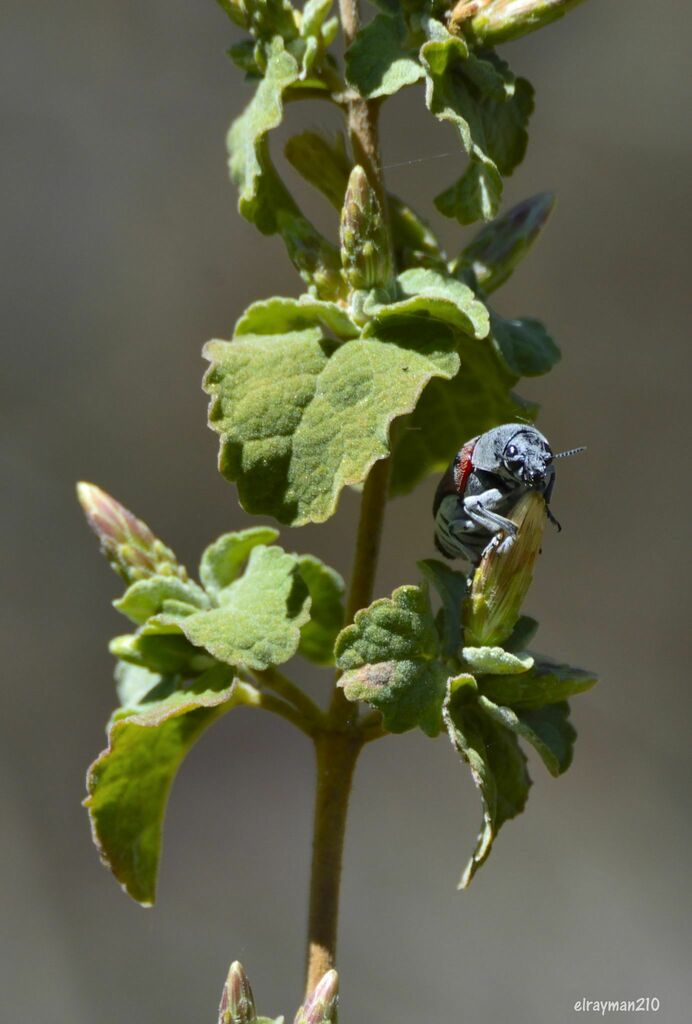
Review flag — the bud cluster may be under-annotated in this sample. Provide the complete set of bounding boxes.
[339,166,392,292]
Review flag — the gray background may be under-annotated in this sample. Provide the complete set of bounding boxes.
[2,1,690,1021]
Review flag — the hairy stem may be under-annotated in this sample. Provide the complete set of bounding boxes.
[253,667,325,727]
[305,732,362,994]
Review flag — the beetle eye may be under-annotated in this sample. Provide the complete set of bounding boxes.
[506,444,518,458]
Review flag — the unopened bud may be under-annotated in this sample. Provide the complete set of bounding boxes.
[76,483,186,583]
[294,970,339,1024]
[219,962,257,1024]
[463,490,545,647]
[340,166,392,291]
[278,211,345,301]
[457,192,554,294]
[462,0,588,46]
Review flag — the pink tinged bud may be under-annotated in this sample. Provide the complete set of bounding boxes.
[219,962,257,1024]
[295,970,339,1024]
[76,482,186,583]
[463,0,588,46]
[463,490,545,647]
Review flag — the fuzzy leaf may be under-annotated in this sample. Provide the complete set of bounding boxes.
[336,585,447,735]
[389,329,534,496]
[177,545,310,670]
[199,527,280,599]
[204,321,459,525]
[364,268,489,339]
[478,695,576,776]
[504,614,539,652]
[109,630,215,677]
[444,688,530,887]
[418,558,468,658]
[114,662,168,708]
[235,296,359,341]
[453,192,555,293]
[113,577,209,626]
[297,556,345,664]
[227,38,342,296]
[462,646,534,675]
[346,13,424,99]
[478,657,597,709]
[85,669,256,905]
[489,312,560,377]
[421,31,533,223]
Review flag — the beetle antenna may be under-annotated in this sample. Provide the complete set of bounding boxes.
[553,446,587,460]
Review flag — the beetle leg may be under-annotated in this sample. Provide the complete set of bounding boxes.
[543,471,561,531]
[463,490,518,539]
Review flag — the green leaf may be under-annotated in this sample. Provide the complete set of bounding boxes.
[489,311,560,377]
[444,688,530,887]
[85,669,256,905]
[462,645,533,675]
[114,662,168,708]
[478,657,597,709]
[452,192,555,293]
[364,268,489,339]
[227,38,342,297]
[336,585,447,736]
[478,695,576,776]
[346,13,424,99]
[418,558,468,658]
[388,194,447,273]
[204,320,459,525]
[235,296,359,341]
[109,631,215,677]
[177,545,310,670]
[389,328,535,496]
[113,576,209,626]
[504,614,539,652]
[199,527,279,599]
[297,555,345,665]
[421,30,533,223]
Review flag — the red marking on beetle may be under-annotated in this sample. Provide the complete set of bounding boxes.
[454,436,478,494]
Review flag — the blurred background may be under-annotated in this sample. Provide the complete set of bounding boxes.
[2,1,690,1021]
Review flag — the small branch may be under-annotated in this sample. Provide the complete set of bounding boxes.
[253,667,325,727]
[253,691,318,737]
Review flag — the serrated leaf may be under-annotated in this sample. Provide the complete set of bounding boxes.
[204,320,459,525]
[85,669,256,905]
[336,585,447,735]
[113,576,209,626]
[478,657,597,709]
[235,295,358,341]
[364,268,489,339]
[177,545,310,670]
[389,328,535,496]
[444,687,530,887]
[418,558,468,658]
[297,555,345,664]
[462,645,534,675]
[346,13,424,99]
[478,695,575,776]
[453,192,555,293]
[421,30,533,223]
[199,527,279,599]
[489,312,560,377]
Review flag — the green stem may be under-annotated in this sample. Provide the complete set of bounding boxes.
[253,667,325,727]
[304,732,362,994]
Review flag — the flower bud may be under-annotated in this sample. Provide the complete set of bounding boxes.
[463,490,545,647]
[294,969,339,1024]
[219,962,257,1024]
[457,192,554,294]
[76,483,186,583]
[340,166,392,291]
[462,0,588,46]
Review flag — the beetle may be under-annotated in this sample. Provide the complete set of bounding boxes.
[433,424,585,565]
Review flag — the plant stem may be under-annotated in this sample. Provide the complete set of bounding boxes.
[253,667,325,727]
[303,0,393,996]
[304,731,362,995]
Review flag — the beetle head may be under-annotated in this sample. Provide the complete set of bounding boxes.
[500,427,554,488]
